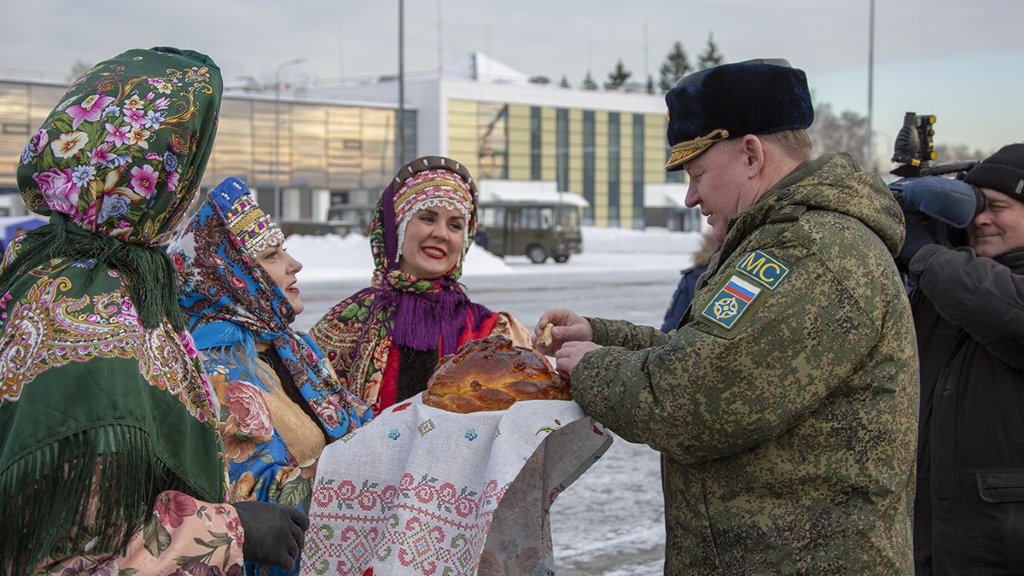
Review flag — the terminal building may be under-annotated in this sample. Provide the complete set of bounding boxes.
[0,75,402,228]
[0,53,696,231]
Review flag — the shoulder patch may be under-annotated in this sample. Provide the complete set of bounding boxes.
[701,274,762,330]
[733,250,790,291]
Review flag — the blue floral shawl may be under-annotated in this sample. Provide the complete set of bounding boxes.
[169,178,372,573]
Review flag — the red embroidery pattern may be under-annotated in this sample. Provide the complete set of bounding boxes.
[304,474,510,575]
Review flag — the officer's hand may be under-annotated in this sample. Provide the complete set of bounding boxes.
[896,212,936,271]
[233,500,309,570]
[533,309,592,354]
[903,176,987,228]
[553,341,602,378]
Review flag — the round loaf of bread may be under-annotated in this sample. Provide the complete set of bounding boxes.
[422,335,572,413]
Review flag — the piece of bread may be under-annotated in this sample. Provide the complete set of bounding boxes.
[537,322,554,347]
[422,335,571,413]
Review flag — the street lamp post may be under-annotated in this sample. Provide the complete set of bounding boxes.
[274,57,307,221]
[397,0,405,172]
[867,0,875,172]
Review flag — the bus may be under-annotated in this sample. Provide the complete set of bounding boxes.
[476,185,587,264]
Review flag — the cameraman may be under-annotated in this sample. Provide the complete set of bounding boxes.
[899,143,1024,574]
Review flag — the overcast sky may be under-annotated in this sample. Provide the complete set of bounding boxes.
[3,0,1022,160]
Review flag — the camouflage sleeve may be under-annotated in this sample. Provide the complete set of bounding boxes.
[586,317,672,350]
[571,242,885,464]
[912,244,1024,368]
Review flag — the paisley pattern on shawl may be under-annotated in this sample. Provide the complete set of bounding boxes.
[0,47,227,576]
[0,259,214,420]
[309,157,495,413]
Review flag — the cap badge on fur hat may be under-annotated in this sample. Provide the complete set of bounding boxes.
[664,58,814,171]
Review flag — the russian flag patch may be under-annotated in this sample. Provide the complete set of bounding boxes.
[701,274,762,329]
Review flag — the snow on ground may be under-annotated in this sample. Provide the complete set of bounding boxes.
[285,226,704,281]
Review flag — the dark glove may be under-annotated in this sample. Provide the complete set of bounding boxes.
[902,176,987,228]
[896,212,936,271]
[233,500,309,570]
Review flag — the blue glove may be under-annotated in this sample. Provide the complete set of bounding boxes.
[901,176,987,228]
[896,212,935,271]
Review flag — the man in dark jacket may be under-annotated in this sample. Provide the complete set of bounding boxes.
[903,143,1024,574]
[661,231,719,333]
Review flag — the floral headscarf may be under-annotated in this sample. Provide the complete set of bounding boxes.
[18,47,219,245]
[3,46,223,330]
[309,157,493,410]
[0,47,225,575]
[171,177,371,440]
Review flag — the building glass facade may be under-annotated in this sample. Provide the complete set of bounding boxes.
[582,110,596,224]
[632,113,647,229]
[0,79,406,219]
[446,97,677,229]
[530,106,542,180]
[0,81,68,197]
[607,112,620,228]
[555,108,570,195]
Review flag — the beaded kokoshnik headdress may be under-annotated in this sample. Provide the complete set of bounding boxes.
[392,163,475,267]
[216,180,284,254]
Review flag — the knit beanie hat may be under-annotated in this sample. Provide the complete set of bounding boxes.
[963,143,1024,201]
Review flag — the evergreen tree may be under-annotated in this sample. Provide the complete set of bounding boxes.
[604,59,632,90]
[697,32,725,70]
[581,72,598,90]
[646,75,656,94]
[559,75,571,88]
[658,41,692,92]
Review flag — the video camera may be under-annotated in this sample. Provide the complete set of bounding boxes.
[890,112,977,179]
[888,112,984,247]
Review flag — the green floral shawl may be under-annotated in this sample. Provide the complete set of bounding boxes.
[0,47,226,574]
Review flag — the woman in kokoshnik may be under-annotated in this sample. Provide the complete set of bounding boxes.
[308,156,532,414]
[0,48,304,576]
[170,177,373,575]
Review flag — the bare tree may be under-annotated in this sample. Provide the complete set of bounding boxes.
[934,143,990,164]
[808,103,869,170]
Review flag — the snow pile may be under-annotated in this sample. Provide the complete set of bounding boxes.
[284,226,703,282]
[582,226,703,253]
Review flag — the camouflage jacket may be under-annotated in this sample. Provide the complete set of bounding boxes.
[572,153,919,575]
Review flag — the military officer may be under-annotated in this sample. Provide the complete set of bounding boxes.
[535,59,918,575]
